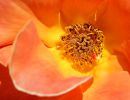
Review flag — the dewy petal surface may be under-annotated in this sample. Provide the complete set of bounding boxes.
[0,0,31,47]
[21,0,61,27]
[83,71,130,100]
[9,21,93,96]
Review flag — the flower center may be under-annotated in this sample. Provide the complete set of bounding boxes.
[56,23,104,73]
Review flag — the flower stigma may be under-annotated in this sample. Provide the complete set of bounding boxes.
[56,23,104,73]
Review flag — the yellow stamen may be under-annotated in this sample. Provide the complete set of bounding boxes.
[56,23,104,73]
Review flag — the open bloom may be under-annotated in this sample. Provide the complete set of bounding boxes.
[0,0,130,99]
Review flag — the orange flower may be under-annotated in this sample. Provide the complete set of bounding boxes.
[0,0,130,99]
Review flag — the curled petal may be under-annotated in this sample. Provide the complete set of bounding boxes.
[9,21,93,96]
[21,0,61,27]
[0,0,31,47]
[83,71,130,100]
[0,45,12,66]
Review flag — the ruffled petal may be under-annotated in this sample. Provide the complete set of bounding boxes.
[21,0,61,27]
[60,0,106,26]
[83,71,130,100]
[0,45,12,66]
[9,21,93,96]
[96,0,130,52]
[0,0,31,47]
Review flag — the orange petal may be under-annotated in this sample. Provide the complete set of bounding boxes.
[114,40,130,73]
[60,0,106,26]
[93,53,123,79]
[96,0,130,52]
[0,65,43,99]
[9,21,93,96]
[116,0,130,12]
[21,0,61,27]
[83,71,130,100]
[0,45,12,66]
[55,88,82,100]
[0,65,82,99]
[0,0,31,47]
[35,20,64,48]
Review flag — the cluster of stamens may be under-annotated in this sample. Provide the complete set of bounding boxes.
[56,23,104,73]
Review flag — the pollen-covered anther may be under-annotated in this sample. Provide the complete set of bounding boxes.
[56,23,104,73]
